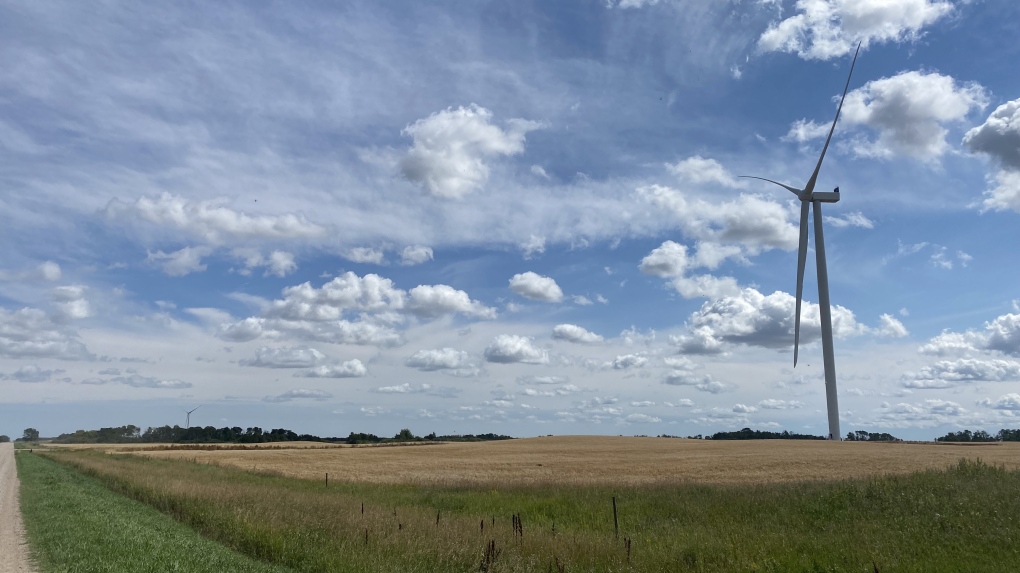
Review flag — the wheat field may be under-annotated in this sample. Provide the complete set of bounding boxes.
[111,436,1020,485]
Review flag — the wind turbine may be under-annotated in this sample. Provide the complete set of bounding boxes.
[185,405,201,429]
[741,43,861,441]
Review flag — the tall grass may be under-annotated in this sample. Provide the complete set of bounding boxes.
[16,452,293,573]
[42,449,1020,572]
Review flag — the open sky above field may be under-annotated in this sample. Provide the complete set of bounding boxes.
[2,0,1020,441]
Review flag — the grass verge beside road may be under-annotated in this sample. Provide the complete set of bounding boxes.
[16,452,293,573]
[39,448,1020,572]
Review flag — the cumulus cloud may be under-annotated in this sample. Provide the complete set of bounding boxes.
[552,324,604,344]
[639,185,798,254]
[732,403,758,414]
[297,359,368,378]
[241,346,325,368]
[782,119,830,143]
[663,370,728,393]
[918,313,1020,357]
[233,249,298,277]
[3,365,66,383]
[264,389,332,402]
[639,241,744,300]
[484,334,549,364]
[877,314,909,338]
[607,354,648,370]
[639,241,689,277]
[405,348,474,372]
[758,399,805,410]
[400,245,434,266]
[147,246,212,277]
[666,156,744,188]
[679,288,863,352]
[759,0,954,60]
[406,284,497,319]
[903,358,1020,388]
[399,104,543,198]
[979,171,1020,213]
[345,247,386,265]
[519,235,546,259]
[625,413,661,423]
[104,193,326,243]
[374,382,431,394]
[963,98,1020,170]
[509,272,563,302]
[52,285,92,321]
[0,307,93,360]
[978,393,1020,411]
[841,71,987,161]
[517,375,568,385]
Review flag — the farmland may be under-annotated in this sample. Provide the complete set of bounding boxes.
[23,437,1020,572]
[102,435,1020,485]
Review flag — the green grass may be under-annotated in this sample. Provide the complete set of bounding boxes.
[40,449,1020,572]
[16,452,294,573]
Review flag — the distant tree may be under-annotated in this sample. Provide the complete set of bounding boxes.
[394,428,418,442]
[22,428,40,441]
[997,429,1020,442]
[0,435,10,443]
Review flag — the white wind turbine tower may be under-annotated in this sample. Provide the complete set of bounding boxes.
[741,43,861,441]
[185,405,201,429]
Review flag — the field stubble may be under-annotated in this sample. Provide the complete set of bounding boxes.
[121,436,1020,486]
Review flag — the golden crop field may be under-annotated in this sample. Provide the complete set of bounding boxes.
[122,436,1020,486]
[46,440,341,452]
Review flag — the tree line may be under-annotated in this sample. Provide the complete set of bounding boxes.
[935,429,1020,442]
[44,425,513,445]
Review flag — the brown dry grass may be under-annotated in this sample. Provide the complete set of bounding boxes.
[46,441,342,453]
[126,435,1020,486]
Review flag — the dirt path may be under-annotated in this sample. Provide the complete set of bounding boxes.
[0,443,35,573]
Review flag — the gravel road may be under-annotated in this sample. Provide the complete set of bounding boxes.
[0,443,35,573]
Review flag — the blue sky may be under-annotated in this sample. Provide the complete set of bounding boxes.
[3,0,1020,440]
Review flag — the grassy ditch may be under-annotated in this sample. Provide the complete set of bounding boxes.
[42,448,1020,572]
[16,452,294,573]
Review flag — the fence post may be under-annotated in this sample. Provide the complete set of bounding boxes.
[612,496,619,540]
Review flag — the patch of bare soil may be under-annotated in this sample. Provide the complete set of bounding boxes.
[0,443,35,573]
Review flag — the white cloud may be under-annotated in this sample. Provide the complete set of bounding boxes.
[782,119,830,143]
[877,314,909,338]
[639,241,689,278]
[375,382,431,394]
[400,245,434,266]
[978,393,1020,411]
[147,246,212,277]
[679,288,863,351]
[405,348,472,371]
[903,358,1020,388]
[918,313,1020,357]
[758,399,805,410]
[607,354,648,370]
[517,375,568,385]
[345,247,386,265]
[0,307,93,360]
[406,284,497,319]
[399,104,543,198]
[552,324,604,344]
[978,170,1020,214]
[0,261,62,283]
[519,235,546,259]
[232,249,298,277]
[264,389,332,402]
[625,413,661,423]
[52,285,92,321]
[113,374,191,389]
[640,185,798,254]
[3,365,66,383]
[733,403,758,413]
[484,334,549,364]
[509,272,563,303]
[759,0,954,61]
[104,193,326,243]
[666,155,744,188]
[298,359,368,378]
[241,346,326,368]
[572,295,593,306]
[963,98,1020,170]
[824,212,874,229]
[842,71,987,161]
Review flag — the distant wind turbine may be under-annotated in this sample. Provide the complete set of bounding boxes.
[185,405,201,429]
[741,42,862,441]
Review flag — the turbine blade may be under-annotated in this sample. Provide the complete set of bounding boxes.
[739,176,802,196]
[793,201,810,367]
[803,41,861,197]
